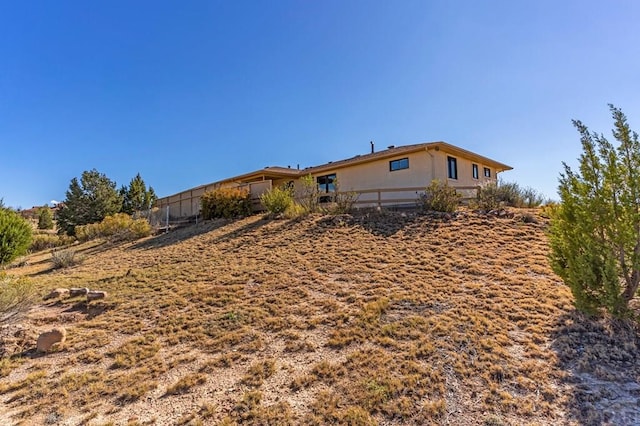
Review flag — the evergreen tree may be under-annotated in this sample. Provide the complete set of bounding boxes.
[549,105,640,317]
[121,173,157,215]
[37,207,54,230]
[57,169,122,236]
[0,208,32,265]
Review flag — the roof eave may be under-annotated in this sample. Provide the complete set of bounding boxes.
[429,142,512,172]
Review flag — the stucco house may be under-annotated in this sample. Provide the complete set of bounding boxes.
[155,141,512,218]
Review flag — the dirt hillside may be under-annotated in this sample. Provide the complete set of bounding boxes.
[1,209,639,425]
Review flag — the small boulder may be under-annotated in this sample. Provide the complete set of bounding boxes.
[87,291,108,301]
[36,328,66,353]
[44,288,69,300]
[69,287,89,297]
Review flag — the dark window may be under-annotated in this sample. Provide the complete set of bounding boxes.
[389,158,409,171]
[317,174,336,203]
[484,167,491,178]
[472,164,479,180]
[447,156,458,179]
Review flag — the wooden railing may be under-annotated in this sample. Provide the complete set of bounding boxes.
[319,185,480,208]
[290,186,480,207]
[157,183,481,218]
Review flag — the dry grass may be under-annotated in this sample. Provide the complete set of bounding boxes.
[0,209,637,424]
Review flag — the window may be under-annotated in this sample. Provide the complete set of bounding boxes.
[484,167,491,178]
[389,157,409,171]
[447,156,458,179]
[472,164,479,180]
[317,173,336,203]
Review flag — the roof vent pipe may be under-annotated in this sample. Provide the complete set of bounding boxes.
[370,141,375,153]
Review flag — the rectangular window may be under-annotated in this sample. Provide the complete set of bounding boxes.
[389,157,409,171]
[317,173,336,203]
[472,164,479,180]
[484,167,491,178]
[447,156,458,179]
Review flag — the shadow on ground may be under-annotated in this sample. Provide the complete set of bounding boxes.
[305,210,464,238]
[130,219,232,250]
[551,310,640,425]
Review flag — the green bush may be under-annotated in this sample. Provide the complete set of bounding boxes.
[475,181,545,210]
[549,105,640,317]
[475,182,503,210]
[298,174,320,214]
[75,213,152,242]
[75,223,100,242]
[30,234,75,252]
[260,186,294,216]
[419,180,460,213]
[539,201,558,219]
[37,207,54,230]
[0,209,32,266]
[201,188,252,219]
[284,202,307,219]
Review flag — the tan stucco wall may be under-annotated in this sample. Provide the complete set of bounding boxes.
[304,151,434,192]
[298,148,501,207]
[429,148,498,187]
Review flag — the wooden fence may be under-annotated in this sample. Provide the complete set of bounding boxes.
[346,185,479,208]
[153,184,480,222]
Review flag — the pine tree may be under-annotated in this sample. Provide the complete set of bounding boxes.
[57,169,122,236]
[121,173,157,215]
[37,207,54,230]
[0,208,32,265]
[549,105,640,317]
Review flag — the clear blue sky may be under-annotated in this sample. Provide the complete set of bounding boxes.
[2,0,639,208]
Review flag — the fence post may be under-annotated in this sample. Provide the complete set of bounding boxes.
[165,206,169,234]
[377,190,381,208]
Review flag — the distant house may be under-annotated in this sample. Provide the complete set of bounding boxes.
[155,141,512,218]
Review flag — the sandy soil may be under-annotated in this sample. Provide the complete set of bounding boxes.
[1,209,639,425]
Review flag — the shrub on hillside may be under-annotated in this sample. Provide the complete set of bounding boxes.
[75,213,152,242]
[284,202,307,219]
[298,174,320,214]
[201,188,252,219]
[475,182,503,210]
[539,201,558,219]
[475,181,544,210]
[0,208,32,266]
[520,186,545,208]
[260,186,294,216]
[30,234,75,252]
[0,272,35,321]
[550,105,640,317]
[51,249,81,269]
[330,179,359,214]
[418,180,460,213]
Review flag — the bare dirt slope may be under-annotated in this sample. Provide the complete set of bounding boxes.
[1,210,639,425]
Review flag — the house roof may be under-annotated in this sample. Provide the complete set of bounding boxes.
[303,141,513,174]
[164,166,302,196]
[216,166,302,184]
